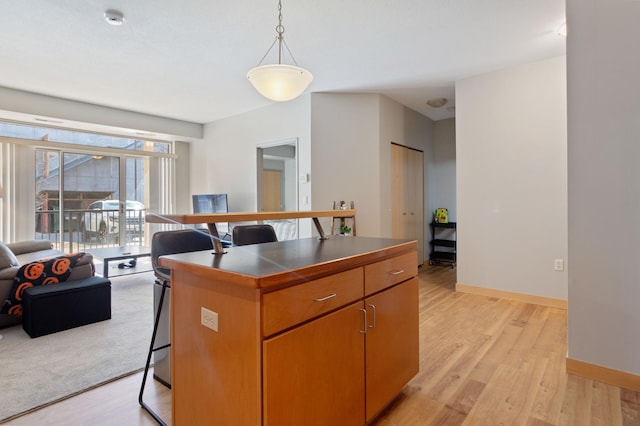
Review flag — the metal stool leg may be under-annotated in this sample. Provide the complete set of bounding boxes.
[139,279,170,426]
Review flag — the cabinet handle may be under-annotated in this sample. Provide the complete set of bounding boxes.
[367,303,376,329]
[389,269,405,275]
[360,308,367,334]
[313,293,337,302]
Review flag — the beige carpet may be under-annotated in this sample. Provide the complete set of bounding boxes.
[0,269,155,422]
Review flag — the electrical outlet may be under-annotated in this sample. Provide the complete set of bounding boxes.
[201,307,218,332]
[554,259,564,271]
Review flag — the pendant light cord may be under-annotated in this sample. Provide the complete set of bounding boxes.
[254,0,301,67]
[277,0,284,64]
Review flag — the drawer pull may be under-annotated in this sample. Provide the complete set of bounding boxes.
[368,303,377,329]
[360,308,367,334]
[389,269,405,275]
[313,293,337,302]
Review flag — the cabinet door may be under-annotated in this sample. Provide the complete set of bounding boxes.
[263,302,365,426]
[391,144,424,264]
[391,143,408,239]
[365,277,419,421]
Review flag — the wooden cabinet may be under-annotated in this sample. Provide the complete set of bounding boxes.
[263,254,419,425]
[263,277,418,425]
[163,237,418,425]
[391,143,425,264]
[263,302,366,426]
[365,277,419,421]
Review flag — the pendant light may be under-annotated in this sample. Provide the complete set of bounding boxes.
[247,0,313,101]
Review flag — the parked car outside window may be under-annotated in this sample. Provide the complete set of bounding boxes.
[81,200,146,243]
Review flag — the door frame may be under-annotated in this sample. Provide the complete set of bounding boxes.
[256,138,299,213]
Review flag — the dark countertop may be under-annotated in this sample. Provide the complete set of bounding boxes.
[159,236,416,289]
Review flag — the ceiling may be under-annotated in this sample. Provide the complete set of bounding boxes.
[0,0,565,127]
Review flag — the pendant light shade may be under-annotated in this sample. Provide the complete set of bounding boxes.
[248,0,313,102]
[247,64,313,102]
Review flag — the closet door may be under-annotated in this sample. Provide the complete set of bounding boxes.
[408,148,424,263]
[391,144,424,264]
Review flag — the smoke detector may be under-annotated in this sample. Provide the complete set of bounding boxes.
[104,10,125,26]
[426,98,448,108]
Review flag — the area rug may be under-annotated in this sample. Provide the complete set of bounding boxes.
[0,269,154,422]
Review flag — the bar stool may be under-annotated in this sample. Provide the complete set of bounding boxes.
[139,229,214,425]
[232,224,278,246]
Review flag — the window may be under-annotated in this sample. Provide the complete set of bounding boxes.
[1,121,176,250]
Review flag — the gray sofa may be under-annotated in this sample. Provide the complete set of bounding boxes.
[0,240,94,328]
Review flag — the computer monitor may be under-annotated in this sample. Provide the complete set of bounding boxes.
[192,193,228,214]
[192,194,229,236]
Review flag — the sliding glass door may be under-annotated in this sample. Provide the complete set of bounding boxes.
[35,150,148,252]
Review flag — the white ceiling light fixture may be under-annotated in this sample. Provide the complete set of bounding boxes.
[104,10,125,26]
[426,98,448,108]
[247,0,313,102]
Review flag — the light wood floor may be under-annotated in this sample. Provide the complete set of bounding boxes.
[4,266,639,425]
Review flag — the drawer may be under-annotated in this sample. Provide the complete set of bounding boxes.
[262,268,363,336]
[364,251,417,296]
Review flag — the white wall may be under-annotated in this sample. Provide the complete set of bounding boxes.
[194,93,433,241]
[567,0,640,374]
[192,95,312,236]
[456,56,568,300]
[433,118,456,221]
[310,93,381,236]
[310,93,433,241]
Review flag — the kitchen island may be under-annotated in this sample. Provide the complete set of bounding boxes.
[159,235,419,425]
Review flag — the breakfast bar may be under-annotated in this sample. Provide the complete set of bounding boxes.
[159,235,418,425]
[146,208,357,253]
[147,210,419,425]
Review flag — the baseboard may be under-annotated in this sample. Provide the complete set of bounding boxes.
[455,283,567,309]
[566,358,640,392]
